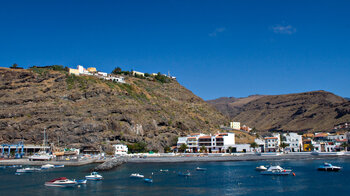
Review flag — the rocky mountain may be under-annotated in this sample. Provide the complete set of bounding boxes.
[207,95,265,117]
[0,67,257,153]
[345,97,350,101]
[208,91,350,132]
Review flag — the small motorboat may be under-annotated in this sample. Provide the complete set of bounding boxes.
[130,173,144,178]
[160,169,169,172]
[317,162,342,171]
[260,166,292,175]
[196,167,207,171]
[45,177,77,187]
[255,165,268,171]
[85,172,103,180]
[54,165,65,168]
[76,179,87,184]
[144,178,153,183]
[16,167,37,173]
[178,172,191,176]
[41,164,55,169]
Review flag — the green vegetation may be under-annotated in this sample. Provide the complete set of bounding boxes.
[179,143,188,153]
[154,72,171,83]
[66,74,96,90]
[127,142,148,153]
[30,65,68,75]
[10,63,18,68]
[279,142,289,152]
[199,145,207,153]
[164,146,171,153]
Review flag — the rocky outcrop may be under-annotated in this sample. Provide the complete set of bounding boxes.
[94,158,128,171]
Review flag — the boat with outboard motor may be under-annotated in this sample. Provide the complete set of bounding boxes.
[317,162,342,171]
[41,164,55,169]
[178,171,191,176]
[76,179,87,184]
[260,166,292,175]
[45,177,77,187]
[16,167,40,173]
[130,173,144,178]
[85,172,103,180]
[144,178,153,183]
[255,165,268,171]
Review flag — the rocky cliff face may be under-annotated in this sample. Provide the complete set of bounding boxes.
[0,67,229,152]
[208,91,350,132]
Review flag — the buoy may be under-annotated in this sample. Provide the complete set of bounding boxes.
[292,172,296,176]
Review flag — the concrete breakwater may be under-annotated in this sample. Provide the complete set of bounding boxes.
[94,157,128,171]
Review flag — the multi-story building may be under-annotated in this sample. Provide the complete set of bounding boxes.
[283,133,302,152]
[264,133,280,152]
[113,144,128,156]
[177,132,235,153]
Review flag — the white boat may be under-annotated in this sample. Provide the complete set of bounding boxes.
[54,165,65,168]
[76,179,87,184]
[16,167,38,173]
[41,164,55,169]
[160,169,169,172]
[196,167,207,171]
[255,165,268,171]
[85,172,103,180]
[317,162,342,171]
[45,177,77,187]
[261,166,292,175]
[130,173,144,178]
[29,152,52,161]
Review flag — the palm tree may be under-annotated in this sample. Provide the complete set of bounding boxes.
[200,145,207,153]
[179,144,188,153]
[340,143,348,152]
[279,142,289,152]
[250,142,258,152]
[308,143,315,151]
[228,146,233,154]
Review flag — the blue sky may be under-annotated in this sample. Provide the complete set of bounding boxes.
[1,0,349,100]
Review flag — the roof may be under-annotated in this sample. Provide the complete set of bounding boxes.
[199,136,212,139]
[265,137,278,139]
[314,133,328,138]
[216,136,223,139]
[187,137,196,139]
[336,139,347,142]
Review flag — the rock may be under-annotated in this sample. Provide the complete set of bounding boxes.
[94,157,128,171]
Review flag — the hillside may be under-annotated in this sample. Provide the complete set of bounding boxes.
[208,91,350,132]
[207,95,265,117]
[0,67,231,153]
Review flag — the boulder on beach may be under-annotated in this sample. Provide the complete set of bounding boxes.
[94,157,128,171]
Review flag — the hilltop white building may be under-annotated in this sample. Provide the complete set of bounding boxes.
[230,122,241,130]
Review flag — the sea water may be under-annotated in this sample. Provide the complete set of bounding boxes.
[0,157,349,196]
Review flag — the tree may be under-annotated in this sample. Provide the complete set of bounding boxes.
[144,73,150,77]
[11,63,18,68]
[164,146,171,153]
[228,146,233,153]
[308,143,315,151]
[340,143,348,152]
[112,67,122,74]
[250,142,258,152]
[279,142,289,152]
[200,145,207,153]
[179,144,188,153]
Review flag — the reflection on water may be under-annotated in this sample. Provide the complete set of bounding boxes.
[0,158,349,196]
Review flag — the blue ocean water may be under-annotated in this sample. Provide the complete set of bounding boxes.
[0,157,349,196]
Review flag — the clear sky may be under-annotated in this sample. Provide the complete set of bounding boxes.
[1,0,349,100]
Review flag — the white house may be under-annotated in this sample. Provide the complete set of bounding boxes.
[264,133,280,152]
[283,133,302,152]
[113,144,128,156]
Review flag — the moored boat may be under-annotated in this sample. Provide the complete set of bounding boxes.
[196,167,207,171]
[85,172,103,180]
[76,179,87,184]
[160,169,169,172]
[255,165,268,171]
[45,177,77,187]
[130,173,144,178]
[41,164,55,169]
[54,165,65,168]
[16,167,37,173]
[178,172,191,176]
[260,166,292,175]
[144,178,153,183]
[317,163,342,171]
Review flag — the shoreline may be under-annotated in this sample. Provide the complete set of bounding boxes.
[1,154,350,166]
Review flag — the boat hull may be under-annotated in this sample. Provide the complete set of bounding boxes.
[45,182,77,187]
[85,177,103,180]
[318,168,341,172]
